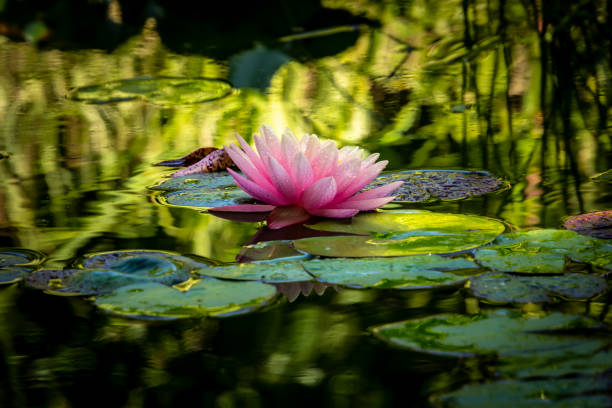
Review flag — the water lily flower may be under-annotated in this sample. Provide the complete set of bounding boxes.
[212,125,403,229]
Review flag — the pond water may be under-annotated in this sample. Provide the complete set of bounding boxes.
[1,1,611,407]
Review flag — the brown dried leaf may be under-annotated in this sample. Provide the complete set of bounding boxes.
[563,210,612,239]
[171,148,234,177]
[156,147,218,167]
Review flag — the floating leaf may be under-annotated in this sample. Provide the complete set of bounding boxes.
[0,248,45,267]
[367,170,506,202]
[78,250,203,285]
[149,173,237,192]
[591,169,612,182]
[71,76,233,105]
[430,376,612,408]
[372,309,605,358]
[156,147,219,167]
[197,261,312,283]
[236,241,311,263]
[25,269,151,296]
[469,272,608,304]
[563,210,612,239]
[158,188,254,210]
[474,230,612,273]
[171,148,234,177]
[94,279,277,319]
[0,267,30,285]
[302,256,479,289]
[229,46,290,91]
[294,210,505,257]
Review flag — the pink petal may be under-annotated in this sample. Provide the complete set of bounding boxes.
[267,206,311,229]
[301,134,320,160]
[307,208,359,218]
[311,140,339,179]
[209,204,276,212]
[261,125,282,158]
[362,153,380,167]
[328,196,395,210]
[291,151,314,192]
[342,181,403,201]
[225,144,275,190]
[281,129,299,170]
[332,157,361,192]
[268,156,300,202]
[235,133,267,176]
[301,176,337,209]
[335,160,388,202]
[228,168,289,206]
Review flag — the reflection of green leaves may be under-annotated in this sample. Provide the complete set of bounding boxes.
[295,210,505,257]
[197,261,312,283]
[94,279,277,319]
[302,256,478,289]
[229,46,291,91]
[475,230,612,273]
[26,269,151,296]
[368,170,506,202]
[431,376,612,408]
[469,272,608,304]
[372,309,605,357]
[71,77,233,105]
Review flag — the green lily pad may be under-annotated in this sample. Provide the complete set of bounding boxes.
[500,349,612,379]
[430,376,612,408]
[372,309,606,358]
[0,267,31,285]
[71,77,233,105]
[158,188,254,209]
[563,210,612,239]
[367,170,506,202]
[468,272,608,304]
[150,173,237,192]
[25,269,152,296]
[236,241,311,263]
[0,248,45,267]
[474,230,612,273]
[295,210,505,257]
[301,256,479,289]
[197,261,312,283]
[94,279,278,319]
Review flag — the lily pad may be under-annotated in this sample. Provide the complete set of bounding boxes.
[500,349,612,379]
[25,269,151,296]
[302,256,479,289]
[150,172,237,192]
[236,241,311,263]
[197,261,312,283]
[158,188,254,210]
[367,170,506,202]
[468,272,608,304]
[273,281,338,302]
[372,309,606,358]
[563,210,612,239]
[0,267,31,285]
[71,77,233,105]
[94,279,277,319]
[430,376,612,408]
[474,230,612,273]
[0,248,45,267]
[294,210,505,257]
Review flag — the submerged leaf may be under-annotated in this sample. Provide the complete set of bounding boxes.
[71,77,233,105]
[563,210,612,239]
[474,229,612,273]
[94,279,277,319]
[171,148,235,177]
[367,170,506,202]
[302,256,479,289]
[156,147,218,167]
[468,272,608,304]
[372,309,606,358]
[294,210,505,257]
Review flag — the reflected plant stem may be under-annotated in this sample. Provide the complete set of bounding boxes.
[461,61,468,168]
[499,0,516,175]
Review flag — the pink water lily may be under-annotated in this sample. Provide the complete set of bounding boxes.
[212,125,403,229]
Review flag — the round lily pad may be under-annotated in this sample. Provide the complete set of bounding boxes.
[197,261,312,283]
[430,376,612,408]
[563,210,612,239]
[158,188,254,210]
[474,229,612,273]
[302,256,479,289]
[469,272,608,304]
[236,241,311,263]
[94,279,278,319]
[367,170,506,202]
[71,77,233,105]
[0,248,45,267]
[0,267,30,285]
[25,269,151,296]
[295,210,506,257]
[372,309,606,358]
[149,173,237,192]
[78,250,204,285]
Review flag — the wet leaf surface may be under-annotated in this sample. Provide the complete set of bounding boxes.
[149,173,237,192]
[159,188,254,209]
[236,241,311,263]
[474,230,612,273]
[563,210,612,239]
[372,309,606,357]
[94,279,278,319]
[71,76,233,105]
[0,266,31,285]
[302,255,479,289]
[25,269,151,296]
[197,261,312,283]
[0,248,45,267]
[367,170,506,202]
[468,272,608,303]
[295,210,505,257]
